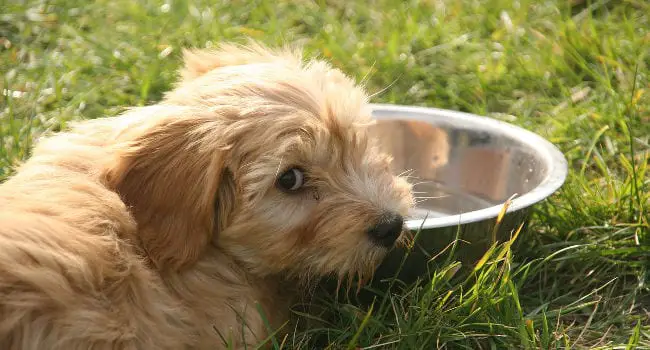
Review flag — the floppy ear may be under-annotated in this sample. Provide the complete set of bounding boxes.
[104,114,235,271]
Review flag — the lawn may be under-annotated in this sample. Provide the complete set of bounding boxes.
[1,0,649,348]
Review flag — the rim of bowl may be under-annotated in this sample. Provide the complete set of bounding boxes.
[369,103,569,231]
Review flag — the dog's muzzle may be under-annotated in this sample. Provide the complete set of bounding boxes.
[367,213,404,248]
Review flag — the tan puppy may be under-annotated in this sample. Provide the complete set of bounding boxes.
[0,42,413,349]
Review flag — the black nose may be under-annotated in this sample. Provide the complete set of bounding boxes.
[367,213,404,247]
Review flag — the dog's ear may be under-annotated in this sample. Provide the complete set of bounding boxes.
[104,113,235,271]
[180,41,302,82]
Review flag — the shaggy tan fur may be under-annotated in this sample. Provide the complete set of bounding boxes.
[0,41,414,349]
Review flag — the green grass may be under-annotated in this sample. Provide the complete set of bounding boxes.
[1,0,649,348]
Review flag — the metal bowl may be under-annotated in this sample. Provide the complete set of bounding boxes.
[368,103,568,283]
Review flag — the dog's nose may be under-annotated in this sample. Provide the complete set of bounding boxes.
[367,213,404,247]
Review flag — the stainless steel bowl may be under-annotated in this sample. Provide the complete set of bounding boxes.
[368,103,568,282]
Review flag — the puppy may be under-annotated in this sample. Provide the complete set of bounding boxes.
[0,42,413,349]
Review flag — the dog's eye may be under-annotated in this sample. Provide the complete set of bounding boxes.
[277,167,305,192]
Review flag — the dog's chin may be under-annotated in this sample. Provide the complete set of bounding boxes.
[287,243,390,291]
[325,230,412,283]
[342,231,411,283]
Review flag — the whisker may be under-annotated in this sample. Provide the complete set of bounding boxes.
[397,169,415,177]
[274,157,285,179]
[359,60,377,86]
[414,196,449,202]
[368,74,402,100]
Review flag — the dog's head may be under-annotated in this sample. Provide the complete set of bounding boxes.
[104,42,413,282]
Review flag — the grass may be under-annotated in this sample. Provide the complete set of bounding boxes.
[1,0,649,348]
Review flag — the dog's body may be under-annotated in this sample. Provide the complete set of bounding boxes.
[0,106,282,349]
[0,43,413,349]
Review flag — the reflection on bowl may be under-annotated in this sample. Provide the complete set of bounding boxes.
[368,104,568,282]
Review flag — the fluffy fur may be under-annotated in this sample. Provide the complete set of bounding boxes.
[0,42,413,349]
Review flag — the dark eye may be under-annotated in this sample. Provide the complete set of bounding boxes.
[276,167,305,192]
